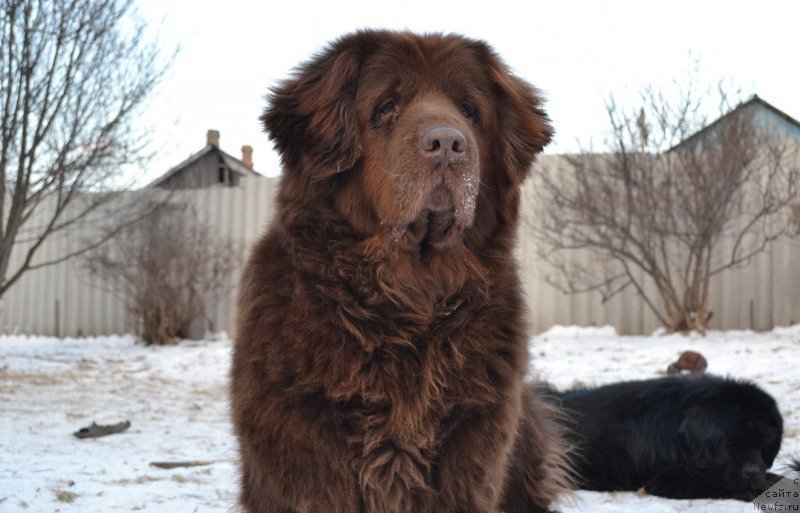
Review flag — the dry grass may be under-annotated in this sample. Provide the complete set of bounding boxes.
[54,489,78,503]
[112,475,163,485]
[0,371,74,387]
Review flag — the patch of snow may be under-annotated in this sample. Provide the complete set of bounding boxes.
[0,335,237,512]
[539,324,620,339]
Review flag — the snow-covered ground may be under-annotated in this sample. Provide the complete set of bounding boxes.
[0,334,236,512]
[1,326,798,512]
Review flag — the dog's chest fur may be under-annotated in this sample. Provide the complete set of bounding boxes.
[270,223,524,496]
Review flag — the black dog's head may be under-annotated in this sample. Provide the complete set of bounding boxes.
[679,379,783,494]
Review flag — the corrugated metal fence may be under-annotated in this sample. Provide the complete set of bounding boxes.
[1,174,798,337]
[0,179,279,337]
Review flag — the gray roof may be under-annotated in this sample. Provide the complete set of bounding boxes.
[145,144,262,189]
[669,95,800,152]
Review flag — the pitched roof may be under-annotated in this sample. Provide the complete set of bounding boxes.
[145,143,262,189]
[669,95,800,152]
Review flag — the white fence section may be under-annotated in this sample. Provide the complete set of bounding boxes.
[1,174,798,337]
[0,178,279,338]
[517,177,800,334]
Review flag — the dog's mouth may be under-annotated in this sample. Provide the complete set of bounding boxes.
[405,208,456,247]
[425,183,455,212]
[395,181,476,249]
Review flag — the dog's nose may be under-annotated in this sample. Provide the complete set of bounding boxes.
[741,463,761,481]
[420,126,467,163]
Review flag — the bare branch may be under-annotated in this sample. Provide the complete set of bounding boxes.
[0,0,174,298]
[80,199,242,345]
[528,68,799,333]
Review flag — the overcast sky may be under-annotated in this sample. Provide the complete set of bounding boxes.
[135,0,800,181]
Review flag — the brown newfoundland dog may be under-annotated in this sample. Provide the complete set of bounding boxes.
[231,30,571,513]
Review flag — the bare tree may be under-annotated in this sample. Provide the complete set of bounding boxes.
[0,0,170,299]
[792,202,800,236]
[529,81,799,333]
[81,197,241,345]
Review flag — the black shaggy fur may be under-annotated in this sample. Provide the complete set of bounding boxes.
[556,375,785,500]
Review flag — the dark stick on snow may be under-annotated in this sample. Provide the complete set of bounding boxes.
[150,460,220,469]
[73,420,131,439]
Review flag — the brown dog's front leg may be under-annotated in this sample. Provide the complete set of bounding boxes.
[434,398,522,513]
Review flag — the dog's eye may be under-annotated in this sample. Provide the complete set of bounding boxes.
[460,103,475,120]
[379,100,398,117]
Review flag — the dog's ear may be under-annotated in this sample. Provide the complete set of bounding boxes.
[262,35,374,178]
[679,407,727,467]
[760,415,783,468]
[476,43,553,188]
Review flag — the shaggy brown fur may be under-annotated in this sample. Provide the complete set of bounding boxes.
[231,30,571,513]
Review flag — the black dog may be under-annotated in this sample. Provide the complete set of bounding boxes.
[554,375,785,500]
